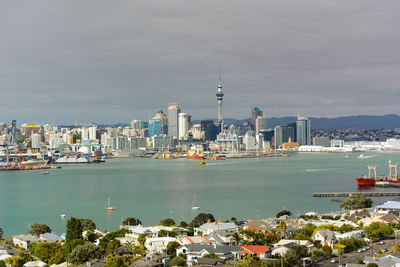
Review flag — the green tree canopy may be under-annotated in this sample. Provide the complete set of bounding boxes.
[0,260,6,267]
[66,217,83,242]
[166,241,180,256]
[190,213,215,227]
[0,227,3,239]
[79,218,96,232]
[28,223,51,237]
[30,242,65,265]
[68,243,104,265]
[179,221,188,228]
[5,252,33,267]
[276,210,292,218]
[159,218,176,226]
[64,239,87,255]
[367,263,378,267]
[340,195,373,210]
[364,222,394,240]
[168,255,186,267]
[122,217,142,226]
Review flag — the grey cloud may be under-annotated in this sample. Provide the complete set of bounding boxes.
[0,0,399,124]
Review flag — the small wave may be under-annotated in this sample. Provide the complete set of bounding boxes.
[305,168,337,172]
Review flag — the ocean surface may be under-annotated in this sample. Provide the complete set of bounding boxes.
[1,152,400,236]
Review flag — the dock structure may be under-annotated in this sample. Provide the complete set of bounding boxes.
[312,192,400,197]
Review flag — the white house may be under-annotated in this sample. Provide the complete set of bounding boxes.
[145,237,177,254]
[195,222,238,235]
[312,229,335,247]
[13,235,42,250]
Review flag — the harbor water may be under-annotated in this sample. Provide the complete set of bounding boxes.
[1,152,400,236]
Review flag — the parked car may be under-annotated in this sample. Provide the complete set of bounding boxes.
[331,258,338,263]
[379,241,385,245]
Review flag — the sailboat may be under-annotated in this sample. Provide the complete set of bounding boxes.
[191,195,200,210]
[105,197,115,211]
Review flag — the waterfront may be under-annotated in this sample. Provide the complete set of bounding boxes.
[1,152,400,236]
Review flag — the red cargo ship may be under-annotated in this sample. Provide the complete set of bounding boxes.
[356,163,400,187]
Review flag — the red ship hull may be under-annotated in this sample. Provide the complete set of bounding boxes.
[356,178,376,187]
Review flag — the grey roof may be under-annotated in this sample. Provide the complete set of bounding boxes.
[41,233,63,241]
[79,259,106,267]
[211,234,226,244]
[314,229,334,241]
[129,260,162,267]
[180,244,240,254]
[364,255,400,267]
[197,257,225,266]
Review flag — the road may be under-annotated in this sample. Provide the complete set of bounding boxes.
[316,238,398,266]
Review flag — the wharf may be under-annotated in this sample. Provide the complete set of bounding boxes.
[313,192,400,197]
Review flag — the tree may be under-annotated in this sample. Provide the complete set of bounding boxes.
[79,218,96,232]
[190,213,215,227]
[179,221,188,228]
[17,135,28,144]
[0,227,3,239]
[166,241,180,256]
[28,223,51,237]
[98,229,128,250]
[168,255,186,267]
[66,217,83,242]
[68,243,104,265]
[321,245,332,257]
[340,195,373,210]
[356,258,364,264]
[364,222,394,240]
[158,230,178,237]
[5,252,33,267]
[30,242,65,265]
[64,239,86,255]
[276,210,292,218]
[159,218,176,226]
[0,260,5,267]
[367,263,378,267]
[122,217,142,226]
[138,234,146,247]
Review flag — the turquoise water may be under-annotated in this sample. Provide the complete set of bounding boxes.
[1,152,400,236]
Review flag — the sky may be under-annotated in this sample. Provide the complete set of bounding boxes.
[1,0,400,124]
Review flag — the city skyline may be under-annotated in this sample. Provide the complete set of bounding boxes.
[2,1,400,124]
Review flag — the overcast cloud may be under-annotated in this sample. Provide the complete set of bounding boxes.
[1,0,400,124]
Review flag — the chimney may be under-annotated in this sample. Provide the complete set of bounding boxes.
[215,221,218,225]
[213,243,217,249]
[219,219,222,223]
[207,219,211,224]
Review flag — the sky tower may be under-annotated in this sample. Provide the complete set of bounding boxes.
[216,67,224,132]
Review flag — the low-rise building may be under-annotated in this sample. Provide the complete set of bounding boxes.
[196,222,238,236]
[13,235,42,250]
[145,237,177,254]
[240,245,270,259]
[176,244,240,266]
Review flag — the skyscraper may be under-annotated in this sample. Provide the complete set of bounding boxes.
[216,71,224,133]
[167,103,180,138]
[296,115,311,145]
[252,107,263,130]
[255,115,267,135]
[148,119,161,138]
[152,109,168,134]
[274,125,295,148]
[178,113,189,140]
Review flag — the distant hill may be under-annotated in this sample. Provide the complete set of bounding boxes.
[196,114,400,130]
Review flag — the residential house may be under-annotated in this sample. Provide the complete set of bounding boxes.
[274,239,314,253]
[78,259,106,267]
[12,235,42,250]
[240,245,270,259]
[40,233,64,243]
[145,237,177,254]
[335,230,364,240]
[312,229,335,247]
[196,222,238,235]
[130,254,170,267]
[364,254,400,267]
[196,258,225,266]
[176,244,240,266]
[178,236,211,245]
[23,260,47,267]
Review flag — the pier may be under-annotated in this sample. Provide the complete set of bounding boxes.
[312,192,400,197]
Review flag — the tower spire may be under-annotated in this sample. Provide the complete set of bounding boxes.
[216,66,224,133]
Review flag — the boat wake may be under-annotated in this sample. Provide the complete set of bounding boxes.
[305,168,338,172]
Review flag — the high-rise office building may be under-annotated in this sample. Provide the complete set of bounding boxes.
[148,119,161,138]
[178,113,189,140]
[255,115,267,135]
[131,120,142,130]
[274,125,295,148]
[296,116,311,145]
[152,110,168,134]
[252,107,263,130]
[167,103,180,138]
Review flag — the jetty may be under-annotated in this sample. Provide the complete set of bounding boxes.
[313,192,400,197]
